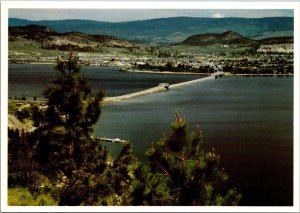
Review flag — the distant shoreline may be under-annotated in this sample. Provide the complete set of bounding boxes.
[126,70,294,76]
[235,73,294,76]
[8,62,294,77]
[126,69,211,75]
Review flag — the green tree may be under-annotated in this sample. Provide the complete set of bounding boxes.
[30,50,135,205]
[130,113,242,206]
[32,105,43,127]
[8,128,41,193]
[34,51,104,174]
[110,143,136,205]
[8,50,136,205]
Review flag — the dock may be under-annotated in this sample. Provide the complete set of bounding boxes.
[94,136,128,144]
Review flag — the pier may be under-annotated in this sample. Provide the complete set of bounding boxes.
[94,136,128,144]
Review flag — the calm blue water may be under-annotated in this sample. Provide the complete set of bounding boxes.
[8,64,293,206]
[8,64,202,99]
[94,76,293,206]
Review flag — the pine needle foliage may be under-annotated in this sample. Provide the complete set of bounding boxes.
[34,51,105,178]
[131,112,242,206]
[35,51,137,205]
[8,50,136,205]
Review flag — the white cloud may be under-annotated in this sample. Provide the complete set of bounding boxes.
[212,12,225,18]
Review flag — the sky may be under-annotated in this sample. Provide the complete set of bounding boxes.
[9,9,293,22]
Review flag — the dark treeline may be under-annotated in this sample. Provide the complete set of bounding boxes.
[136,62,215,73]
[135,55,293,75]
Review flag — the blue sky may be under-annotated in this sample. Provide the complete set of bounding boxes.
[9,9,293,22]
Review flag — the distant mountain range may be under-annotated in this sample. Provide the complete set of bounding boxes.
[9,17,293,44]
[179,30,293,46]
[9,25,293,53]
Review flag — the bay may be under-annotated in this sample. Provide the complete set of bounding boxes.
[8,64,202,99]
[8,64,293,206]
[95,76,293,206]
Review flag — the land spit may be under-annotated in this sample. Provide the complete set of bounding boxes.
[102,75,216,103]
[102,86,168,103]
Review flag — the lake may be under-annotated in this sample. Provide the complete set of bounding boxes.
[8,64,203,99]
[8,64,293,206]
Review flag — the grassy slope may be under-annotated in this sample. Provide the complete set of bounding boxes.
[8,188,57,206]
[9,38,154,58]
[9,39,64,57]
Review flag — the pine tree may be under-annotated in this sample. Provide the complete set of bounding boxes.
[111,143,136,205]
[32,105,43,127]
[31,50,136,205]
[34,50,104,175]
[29,50,112,205]
[8,128,41,192]
[131,112,242,206]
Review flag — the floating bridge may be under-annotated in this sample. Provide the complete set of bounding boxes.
[95,71,227,144]
[211,71,225,78]
[102,71,226,104]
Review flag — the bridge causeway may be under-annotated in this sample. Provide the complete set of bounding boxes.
[102,71,225,103]
[94,71,226,145]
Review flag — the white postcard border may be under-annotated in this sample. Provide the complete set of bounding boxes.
[1,1,299,212]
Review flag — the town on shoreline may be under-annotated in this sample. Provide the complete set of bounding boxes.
[9,49,294,76]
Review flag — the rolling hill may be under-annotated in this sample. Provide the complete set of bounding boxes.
[259,36,294,45]
[178,31,293,46]
[9,25,135,51]
[179,31,258,46]
[9,17,293,44]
